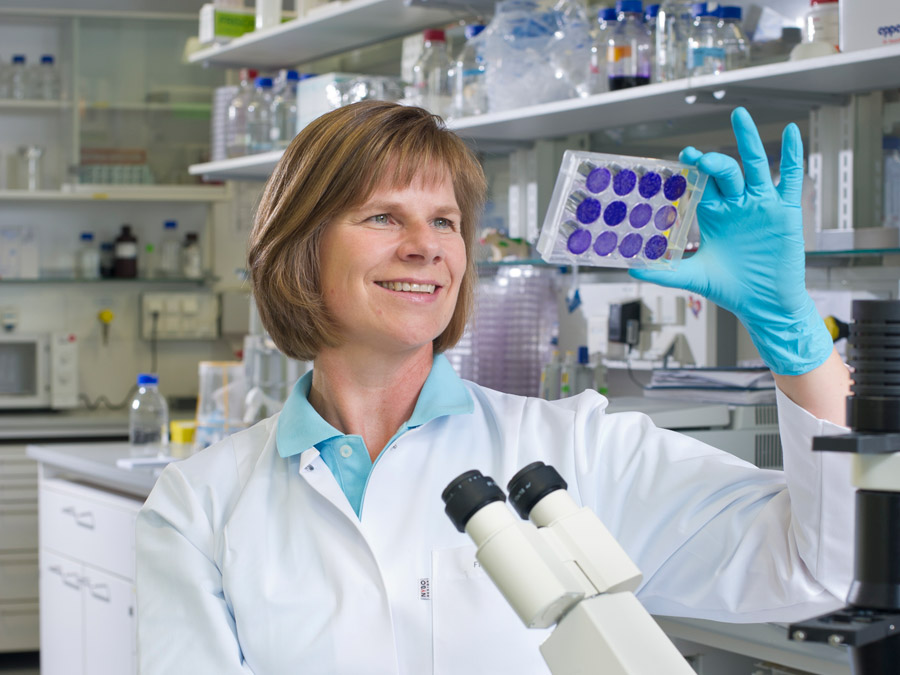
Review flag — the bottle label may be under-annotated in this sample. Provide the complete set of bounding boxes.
[689,47,726,69]
[115,242,138,259]
[608,46,633,63]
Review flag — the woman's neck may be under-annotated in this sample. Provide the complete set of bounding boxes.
[309,345,434,462]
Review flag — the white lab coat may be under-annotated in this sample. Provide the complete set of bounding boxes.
[136,384,853,675]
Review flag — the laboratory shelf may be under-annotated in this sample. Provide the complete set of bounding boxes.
[449,44,900,143]
[0,185,230,202]
[189,150,284,181]
[82,101,212,114]
[187,0,467,69]
[0,98,71,110]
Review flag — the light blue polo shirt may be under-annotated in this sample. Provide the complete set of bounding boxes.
[275,354,474,517]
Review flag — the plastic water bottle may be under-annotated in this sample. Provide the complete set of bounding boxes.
[158,220,181,277]
[225,68,259,158]
[449,25,487,119]
[270,70,299,149]
[246,76,274,154]
[9,55,31,100]
[655,0,694,81]
[36,55,61,100]
[716,6,749,71]
[607,0,652,91]
[76,232,100,279]
[129,373,170,457]
[410,29,452,116]
[687,3,725,76]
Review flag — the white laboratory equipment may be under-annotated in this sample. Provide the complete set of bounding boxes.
[442,462,696,674]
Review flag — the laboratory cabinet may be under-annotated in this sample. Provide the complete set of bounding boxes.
[38,476,142,675]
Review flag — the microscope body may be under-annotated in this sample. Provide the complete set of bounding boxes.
[443,464,695,675]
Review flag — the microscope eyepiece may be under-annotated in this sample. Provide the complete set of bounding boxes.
[507,462,568,520]
[442,470,507,532]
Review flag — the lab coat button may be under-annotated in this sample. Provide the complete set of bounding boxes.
[339,444,353,458]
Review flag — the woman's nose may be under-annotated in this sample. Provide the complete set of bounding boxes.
[398,221,443,263]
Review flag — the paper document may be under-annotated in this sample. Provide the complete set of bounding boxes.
[116,455,178,470]
[644,367,776,405]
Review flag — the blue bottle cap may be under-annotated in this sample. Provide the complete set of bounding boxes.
[465,24,485,40]
[644,4,659,20]
[884,137,900,151]
[41,55,55,64]
[80,232,94,241]
[599,7,618,21]
[578,346,590,364]
[101,242,114,251]
[164,220,177,229]
[718,5,741,19]
[690,2,708,16]
[137,373,159,386]
[298,73,317,80]
[255,77,274,88]
[285,70,300,81]
[616,0,643,13]
[12,55,25,64]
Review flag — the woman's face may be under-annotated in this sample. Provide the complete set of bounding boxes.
[318,168,466,356]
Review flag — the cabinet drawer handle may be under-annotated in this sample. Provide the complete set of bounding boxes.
[63,573,82,590]
[89,583,111,602]
[48,565,63,576]
[75,511,95,529]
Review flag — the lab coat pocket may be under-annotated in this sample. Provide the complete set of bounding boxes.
[431,544,550,675]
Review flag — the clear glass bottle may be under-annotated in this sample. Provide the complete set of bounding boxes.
[36,55,61,100]
[717,6,750,71]
[9,55,30,100]
[588,7,617,94]
[76,232,100,279]
[411,28,452,116]
[129,373,170,457]
[607,0,652,91]
[246,76,275,154]
[225,68,259,158]
[644,4,659,80]
[159,220,181,277]
[687,3,726,76]
[655,0,694,81]
[449,25,487,119]
[270,69,299,148]
[182,232,203,279]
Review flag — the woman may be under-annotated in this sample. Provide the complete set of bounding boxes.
[136,101,853,674]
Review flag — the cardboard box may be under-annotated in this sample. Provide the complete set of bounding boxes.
[840,0,900,52]
[198,4,255,46]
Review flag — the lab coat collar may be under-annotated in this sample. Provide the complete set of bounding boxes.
[276,353,473,458]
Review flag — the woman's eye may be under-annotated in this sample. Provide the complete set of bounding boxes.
[434,218,454,230]
[369,214,389,225]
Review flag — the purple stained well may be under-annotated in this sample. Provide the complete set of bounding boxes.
[663,174,687,201]
[644,234,668,260]
[613,169,637,196]
[586,167,611,193]
[654,205,677,230]
[629,203,652,229]
[593,230,617,256]
[638,172,662,198]
[576,197,602,224]
[619,233,643,258]
[603,200,628,226]
[566,228,592,254]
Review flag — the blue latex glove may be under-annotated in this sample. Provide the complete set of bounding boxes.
[630,107,832,376]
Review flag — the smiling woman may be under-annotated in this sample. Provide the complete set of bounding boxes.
[248,101,486,363]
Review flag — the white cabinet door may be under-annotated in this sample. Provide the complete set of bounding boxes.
[83,567,136,675]
[40,549,84,675]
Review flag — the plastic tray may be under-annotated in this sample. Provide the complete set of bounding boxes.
[536,150,707,270]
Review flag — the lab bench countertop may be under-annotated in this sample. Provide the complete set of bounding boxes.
[25,441,180,499]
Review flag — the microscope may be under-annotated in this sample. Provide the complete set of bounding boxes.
[441,462,695,674]
[788,299,900,673]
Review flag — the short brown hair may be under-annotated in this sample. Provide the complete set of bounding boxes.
[248,101,486,362]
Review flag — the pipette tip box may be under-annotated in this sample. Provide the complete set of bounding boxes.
[536,150,707,270]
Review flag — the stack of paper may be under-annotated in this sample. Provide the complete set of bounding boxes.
[644,367,776,405]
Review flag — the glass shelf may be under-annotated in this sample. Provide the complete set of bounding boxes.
[0,275,214,284]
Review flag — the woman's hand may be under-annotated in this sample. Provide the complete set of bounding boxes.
[630,106,833,376]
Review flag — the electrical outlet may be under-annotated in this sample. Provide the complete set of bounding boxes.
[141,292,219,340]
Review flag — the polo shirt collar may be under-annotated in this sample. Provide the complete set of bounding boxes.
[276,353,473,458]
